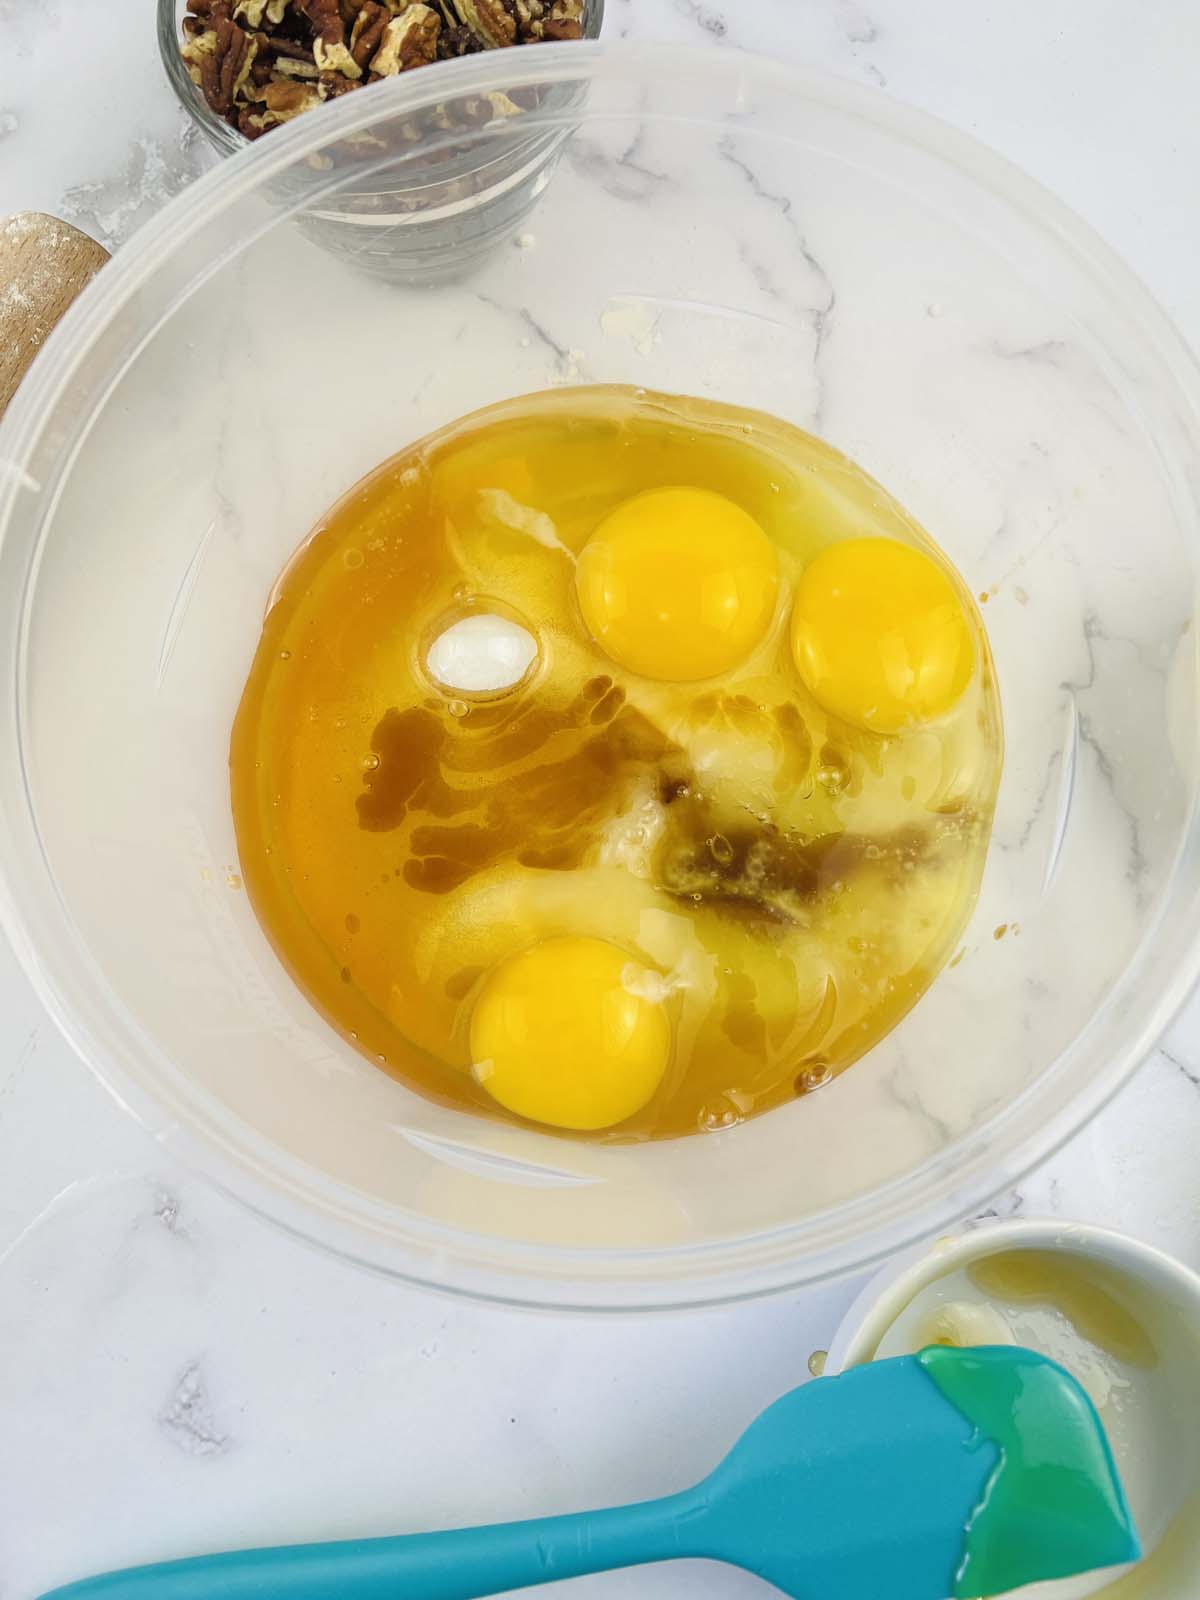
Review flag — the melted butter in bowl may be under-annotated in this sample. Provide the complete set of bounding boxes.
[849,1230,1200,1599]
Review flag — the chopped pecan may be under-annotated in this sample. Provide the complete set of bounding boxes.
[197,17,258,116]
[294,0,360,74]
[181,0,586,138]
[541,0,582,37]
[486,89,523,116]
[447,0,516,48]
[349,1,390,67]
[235,0,290,20]
[266,33,317,57]
[436,21,483,55]
[315,37,362,74]
[295,0,343,41]
[371,4,440,72]
[181,27,217,78]
[237,105,270,137]
[320,68,361,95]
[263,76,326,117]
[273,54,321,76]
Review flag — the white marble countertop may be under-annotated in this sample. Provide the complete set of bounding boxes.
[2,4,1200,1596]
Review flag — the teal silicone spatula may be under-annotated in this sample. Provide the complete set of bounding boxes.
[38,1347,1139,1600]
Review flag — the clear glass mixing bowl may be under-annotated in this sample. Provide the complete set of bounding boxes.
[2,45,1199,1310]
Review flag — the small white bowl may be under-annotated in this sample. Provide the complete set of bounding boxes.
[825,1218,1200,1599]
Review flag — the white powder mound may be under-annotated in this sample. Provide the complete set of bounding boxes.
[426,612,538,694]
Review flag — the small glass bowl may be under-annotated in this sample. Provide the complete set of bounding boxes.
[157,0,605,280]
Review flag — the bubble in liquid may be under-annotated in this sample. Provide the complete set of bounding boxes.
[279,650,291,660]
[344,548,364,569]
[707,833,734,866]
[447,698,469,719]
[699,1099,742,1132]
[795,1060,832,1095]
[362,753,381,771]
[808,1349,828,1377]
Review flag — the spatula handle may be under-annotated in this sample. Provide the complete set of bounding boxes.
[39,1491,698,1600]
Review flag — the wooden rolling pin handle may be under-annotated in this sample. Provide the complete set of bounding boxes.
[0,213,110,421]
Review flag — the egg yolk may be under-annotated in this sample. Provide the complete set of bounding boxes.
[575,486,779,681]
[469,936,672,1131]
[790,537,975,733]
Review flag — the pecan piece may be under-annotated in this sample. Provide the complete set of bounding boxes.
[512,0,546,38]
[315,37,362,73]
[296,0,362,75]
[262,76,326,117]
[436,21,483,55]
[320,68,362,95]
[486,89,523,116]
[371,3,441,72]
[234,0,289,20]
[237,106,271,137]
[181,25,217,81]
[248,53,275,85]
[196,17,258,115]
[349,1,390,67]
[267,33,317,57]
[541,0,582,38]
[234,0,277,24]
[273,54,321,76]
[448,0,516,49]
[295,0,343,40]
